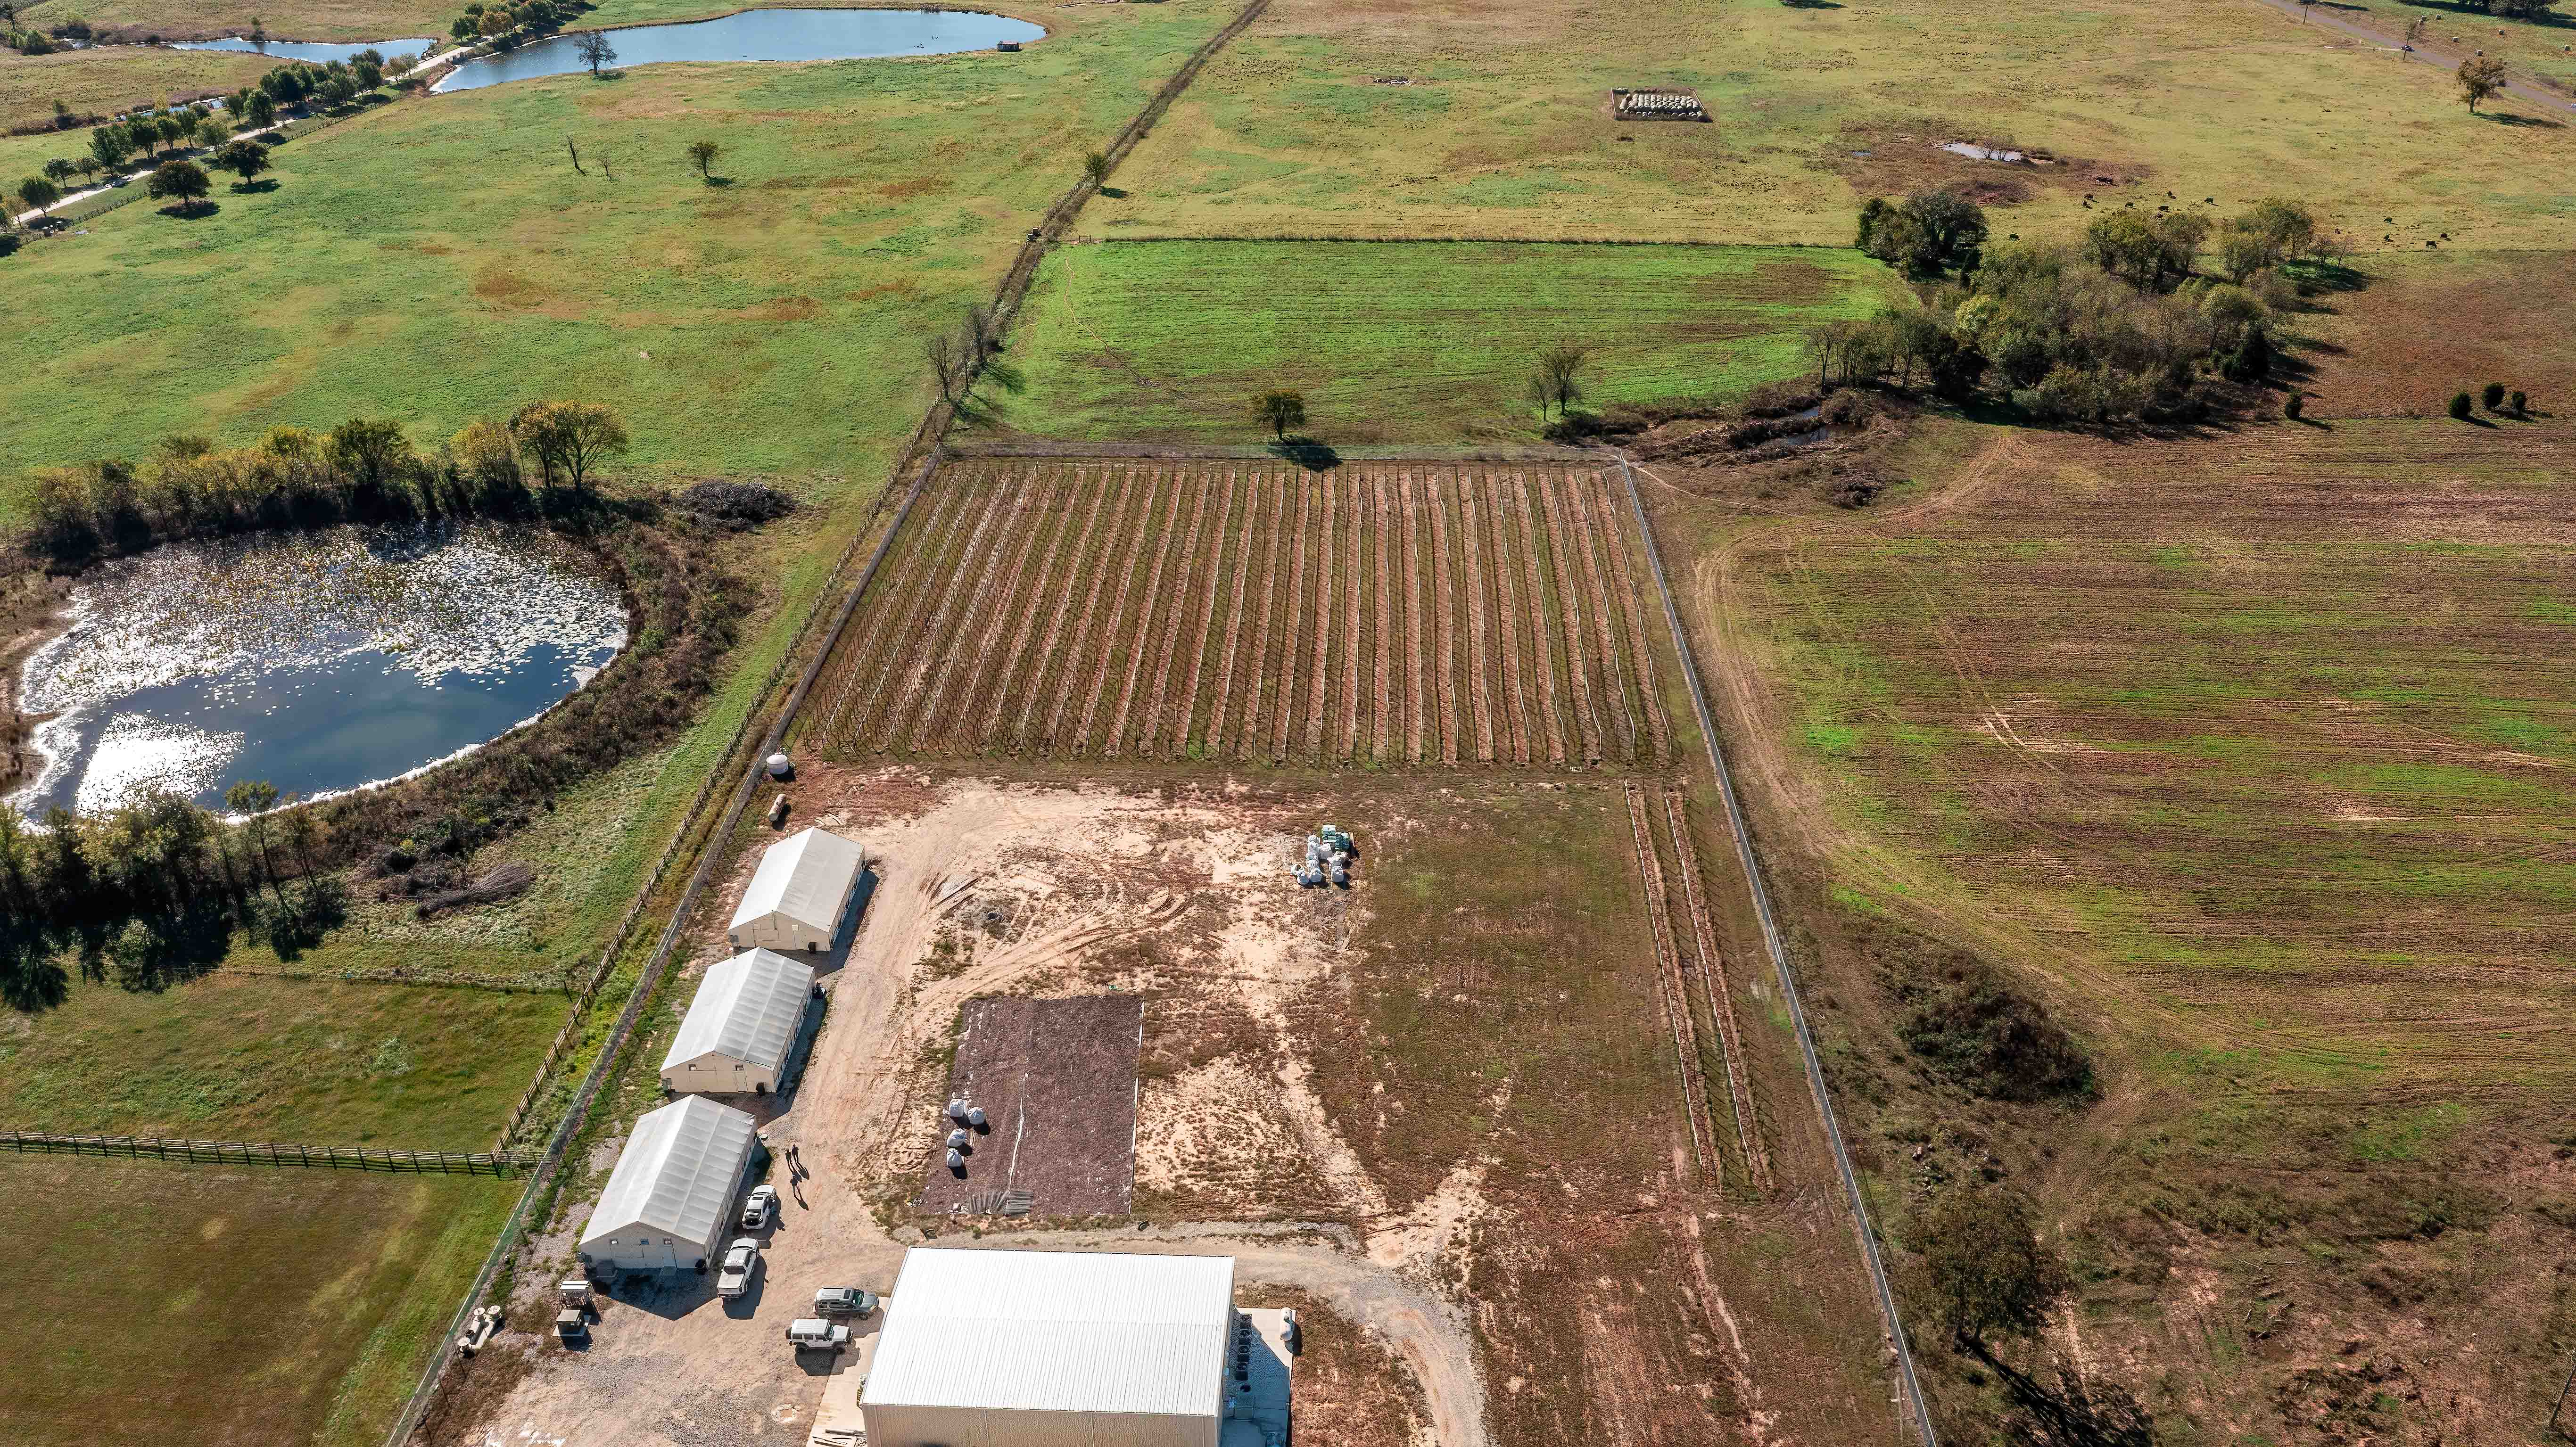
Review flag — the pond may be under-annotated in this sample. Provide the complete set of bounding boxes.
[12,524,627,820]
[173,35,440,64]
[433,7,1044,91]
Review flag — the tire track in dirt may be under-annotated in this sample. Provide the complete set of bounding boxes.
[1506,472,1569,765]
[917,469,1050,754]
[1304,473,1337,763]
[1108,466,1200,757]
[1235,470,1286,761]
[1594,470,1674,766]
[1563,469,1639,764]
[1170,467,1237,757]
[1626,782,1716,1185]
[1401,472,1429,764]
[1043,465,1144,752]
[1537,472,1607,763]
[876,473,1011,751]
[983,466,1090,749]
[1426,471,1461,765]
[1372,470,1397,761]
[1455,473,1497,762]
[818,477,964,746]
[1271,470,1312,763]
[1340,469,1365,761]
[1209,469,1261,761]
[1012,466,1117,750]
[1080,466,1170,756]
[1663,788,1770,1192]
[1480,471,1531,765]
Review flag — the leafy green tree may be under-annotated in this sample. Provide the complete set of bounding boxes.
[2448,390,2475,419]
[15,174,61,216]
[1917,1183,2064,1348]
[451,16,477,39]
[243,90,277,129]
[213,140,271,186]
[88,123,132,171]
[328,417,412,486]
[1858,191,1988,278]
[352,57,383,88]
[2459,55,2508,112]
[42,156,75,185]
[1252,389,1307,441]
[687,139,719,179]
[147,159,211,211]
[510,401,627,490]
[1527,344,1589,421]
[223,780,285,898]
[2482,381,2507,410]
[1083,149,1111,187]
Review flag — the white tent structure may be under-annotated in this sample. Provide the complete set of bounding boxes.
[577,1095,760,1273]
[660,948,816,1095]
[727,827,866,954]
[861,1249,1237,1447]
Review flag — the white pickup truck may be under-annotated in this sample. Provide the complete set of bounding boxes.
[715,1239,760,1299]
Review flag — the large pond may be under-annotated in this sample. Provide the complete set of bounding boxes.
[433,7,1043,91]
[174,35,440,63]
[13,524,627,820]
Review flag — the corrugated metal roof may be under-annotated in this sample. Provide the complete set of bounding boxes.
[661,948,815,1076]
[578,1096,757,1252]
[861,1250,1233,1419]
[729,827,865,936]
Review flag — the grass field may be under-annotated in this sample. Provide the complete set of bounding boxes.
[0,44,273,132]
[18,0,445,41]
[1668,248,2576,1435]
[1088,0,2576,248]
[0,974,565,1146]
[1005,240,1895,441]
[0,1156,520,1447]
[0,0,1232,509]
[802,459,1678,768]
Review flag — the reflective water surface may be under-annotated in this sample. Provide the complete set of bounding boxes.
[434,7,1041,91]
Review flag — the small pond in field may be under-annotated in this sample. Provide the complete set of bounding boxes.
[433,7,1043,91]
[12,523,627,820]
[174,35,440,63]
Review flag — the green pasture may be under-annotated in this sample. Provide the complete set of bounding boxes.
[1003,239,1896,442]
[0,0,1231,513]
[0,44,273,132]
[0,1156,518,1447]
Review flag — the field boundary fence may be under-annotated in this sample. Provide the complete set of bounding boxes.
[1608,450,1937,1447]
[2,1130,537,1175]
[388,3,1274,1438]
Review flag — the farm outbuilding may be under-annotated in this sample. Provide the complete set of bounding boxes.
[728,826,866,953]
[577,1095,761,1273]
[861,1249,1239,1447]
[660,948,817,1095]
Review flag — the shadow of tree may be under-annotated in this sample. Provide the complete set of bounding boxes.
[1267,436,1341,470]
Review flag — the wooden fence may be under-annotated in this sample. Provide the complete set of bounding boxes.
[2,1130,538,1175]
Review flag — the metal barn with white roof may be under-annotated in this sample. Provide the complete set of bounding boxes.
[861,1249,1238,1447]
[727,826,865,954]
[577,1095,760,1272]
[659,947,816,1095]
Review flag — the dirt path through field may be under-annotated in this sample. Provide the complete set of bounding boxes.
[1042,466,1140,751]
[1565,473,1639,762]
[1372,472,1397,761]
[1535,474,1604,763]
[1109,467,1198,757]
[920,469,1048,753]
[1170,468,1237,756]
[1014,467,1117,748]
[1340,474,1366,761]
[1481,472,1531,765]
[1456,474,1497,762]
[1210,470,1261,760]
[1507,473,1570,765]
[878,477,1011,749]
[1594,471,1674,765]
[1082,468,1173,756]
[983,469,1088,748]
[1305,474,1337,763]
[1271,474,1311,763]
[1663,789,1769,1191]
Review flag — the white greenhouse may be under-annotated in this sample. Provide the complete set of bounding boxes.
[861,1249,1238,1447]
[577,1095,760,1273]
[660,948,817,1096]
[727,826,866,954]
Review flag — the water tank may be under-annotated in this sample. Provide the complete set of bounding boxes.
[765,752,793,780]
[947,1128,969,1150]
[945,1148,965,1169]
[966,1106,988,1128]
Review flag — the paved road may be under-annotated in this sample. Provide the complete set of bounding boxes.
[2250,0,2575,112]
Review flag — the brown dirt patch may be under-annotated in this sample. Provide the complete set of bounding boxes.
[916,993,1142,1218]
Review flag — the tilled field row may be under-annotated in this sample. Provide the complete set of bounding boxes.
[806,459,1675,768]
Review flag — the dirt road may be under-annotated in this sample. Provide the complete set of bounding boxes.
[2246,0,2573,110]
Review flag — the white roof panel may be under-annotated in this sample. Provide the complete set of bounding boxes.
[862,1249,1233,1420]
[661,948,814,1075]
[729,827,865,936]
[580,1095,758,1252]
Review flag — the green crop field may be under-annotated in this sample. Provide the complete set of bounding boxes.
[1003,239,1898,442]
[1089,0,2576,249]
[0,0,1232,510]
[0,1156,519,1447]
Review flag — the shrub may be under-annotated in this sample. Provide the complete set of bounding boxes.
[2448,391,2474,420]
[2482,381,2507,411]
[2510,389,2528,415]
[2282,391,2304,420]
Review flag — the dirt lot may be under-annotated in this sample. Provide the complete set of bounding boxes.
[916,993,1142,1217]
[442,764,1897,1447]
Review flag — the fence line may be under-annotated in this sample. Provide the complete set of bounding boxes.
[2,1130,536,1175]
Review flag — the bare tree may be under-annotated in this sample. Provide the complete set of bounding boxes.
[1527,345,1589,421]
[565,135,586,175]
[927,329,975,405]
[965,301,1002,359]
